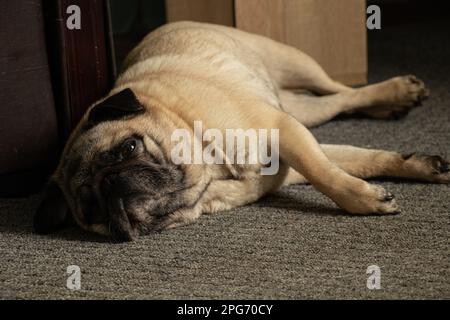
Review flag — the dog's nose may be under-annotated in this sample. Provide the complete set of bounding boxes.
[101,173,121,195]
[101,171,137,198]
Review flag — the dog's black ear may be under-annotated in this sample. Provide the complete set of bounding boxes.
[88,88,145,126]
[34,180,74,234]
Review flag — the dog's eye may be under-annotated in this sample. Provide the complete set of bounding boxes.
[120,139,137,159]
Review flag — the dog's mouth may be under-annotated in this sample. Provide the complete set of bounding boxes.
[73,173,139,240]
[101,173,139,241]
[78,190,154,241]
[77,181,151,241]
[107,197,138,241]
[75,167,187,241]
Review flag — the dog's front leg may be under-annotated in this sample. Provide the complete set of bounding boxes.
[277,114,400,215]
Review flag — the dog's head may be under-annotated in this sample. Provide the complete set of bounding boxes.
[34,88,208,241]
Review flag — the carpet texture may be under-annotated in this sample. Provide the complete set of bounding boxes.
[1,22,449,299]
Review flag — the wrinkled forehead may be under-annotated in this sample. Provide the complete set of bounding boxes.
[78,122,136,155]
[72,122,135,159]
[59,87,149,169]
[57,116,172,185]
[57,122,136,182]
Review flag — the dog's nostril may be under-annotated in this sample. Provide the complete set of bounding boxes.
[101,175,126,200]
[104,176,113,186]
[80,185,91,197]
[102,174,118,192]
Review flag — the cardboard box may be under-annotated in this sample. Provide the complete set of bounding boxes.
[166,0,367,85]
[165,0,234,26]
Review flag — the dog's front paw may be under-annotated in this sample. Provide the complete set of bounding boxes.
[403,153,450,183]
[332,181,401,215]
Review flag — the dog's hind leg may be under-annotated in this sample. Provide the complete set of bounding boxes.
[203,22,350,94]
[283,145,450,186]
[246,35,351,95]
[242,34,429,121]
[279,90,349,127]
[279,75,429,127]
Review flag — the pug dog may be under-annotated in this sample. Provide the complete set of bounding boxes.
[34,21,449,241]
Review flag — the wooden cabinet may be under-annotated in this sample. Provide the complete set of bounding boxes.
[165,0,234,26]
[165,0,367,85]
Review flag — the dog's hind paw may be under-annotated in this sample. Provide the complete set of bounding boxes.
[356,75,430,120]
[396,75,430,107]
[403,153,450,183]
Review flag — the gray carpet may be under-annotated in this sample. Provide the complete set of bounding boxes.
[1,22,449,299]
